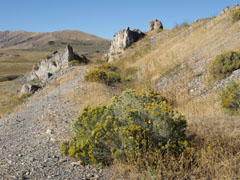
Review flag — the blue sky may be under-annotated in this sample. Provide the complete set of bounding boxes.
[0,0,239,39]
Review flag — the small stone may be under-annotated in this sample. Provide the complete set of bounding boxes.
[29,157,36,162]
[71,161,81,166]
[46,128,53,134]
[60,158,67,163]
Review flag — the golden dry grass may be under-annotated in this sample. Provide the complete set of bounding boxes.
[0,49,51,78]
[101,11,240,180]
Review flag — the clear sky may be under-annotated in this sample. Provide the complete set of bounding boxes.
[0,0,239,39]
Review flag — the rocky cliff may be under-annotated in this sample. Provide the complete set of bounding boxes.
[107,27,145,62]
[21,45,87,95]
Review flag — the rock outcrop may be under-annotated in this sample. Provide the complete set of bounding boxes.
[20,84,41,96]
[21,44,88,94]
[149,19,163,31]
[107,27,145,62]
[220,4,240,15]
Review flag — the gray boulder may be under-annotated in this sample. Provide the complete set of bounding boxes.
[20,84,41,96]
[107,27,145,62]
[149,19,163,31]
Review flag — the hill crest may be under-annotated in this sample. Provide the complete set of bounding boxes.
[0,30,110,52]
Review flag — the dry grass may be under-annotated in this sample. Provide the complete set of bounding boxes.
[66,82,121,115]
[103,11,240,179]
[104,90,240,179]
[0,49,51,78]
[0,49,52,117]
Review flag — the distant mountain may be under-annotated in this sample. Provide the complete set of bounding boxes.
[0,30,111,52]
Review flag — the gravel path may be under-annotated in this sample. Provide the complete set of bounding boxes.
[0,66,104,180]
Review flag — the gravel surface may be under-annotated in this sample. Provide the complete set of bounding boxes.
[0,66,105,180]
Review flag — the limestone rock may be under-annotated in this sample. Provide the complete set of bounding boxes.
[149,19,163,31]
[25,44,87,83]
[107,27,145,62]
[20,44,88,96]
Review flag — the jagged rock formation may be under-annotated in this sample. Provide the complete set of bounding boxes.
[107,27,145,62]
[21,45,88,95]
[149,19,163,31]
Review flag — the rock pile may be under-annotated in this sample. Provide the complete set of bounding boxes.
[149,19,163,31]
[20,45,87,95]
[107,27,145,62]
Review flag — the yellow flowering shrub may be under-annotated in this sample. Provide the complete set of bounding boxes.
[220,80,240,115]
[60,89,188,166]
[84,69,121,85]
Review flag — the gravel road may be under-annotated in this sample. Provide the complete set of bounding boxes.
[0,66,105,180]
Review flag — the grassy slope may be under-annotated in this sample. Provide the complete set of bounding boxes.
[103,10,240,179]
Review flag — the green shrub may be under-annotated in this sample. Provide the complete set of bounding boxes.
[220,80,240,115]
[84,70,121,85]
[232,9,240,22]
[210,51,240,81]
[69,60,82,66]
[33,64,39,71]
[60,89,188,166]
[100,64,117,71]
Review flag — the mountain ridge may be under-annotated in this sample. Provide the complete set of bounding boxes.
[0,30,110,52]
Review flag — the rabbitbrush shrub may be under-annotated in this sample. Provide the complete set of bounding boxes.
[220,80,240,115]
[210,51,240,81]
[60,89,188,166]
[84,69,121,85]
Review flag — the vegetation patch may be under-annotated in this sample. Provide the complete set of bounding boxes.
[174,21,190,29]
[33,64,39,71]
[100,64,117,71]
[84,69,121,85]
[220,80,240,115]
[69,60,83,66]
[210,51,240,81]
[232,9,240,22]
[60,89,188,166]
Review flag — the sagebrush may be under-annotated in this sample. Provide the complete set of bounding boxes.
[60,89,188,166]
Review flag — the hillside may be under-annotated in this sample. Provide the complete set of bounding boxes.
[1,5,240,180]
[0,30,110,52]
